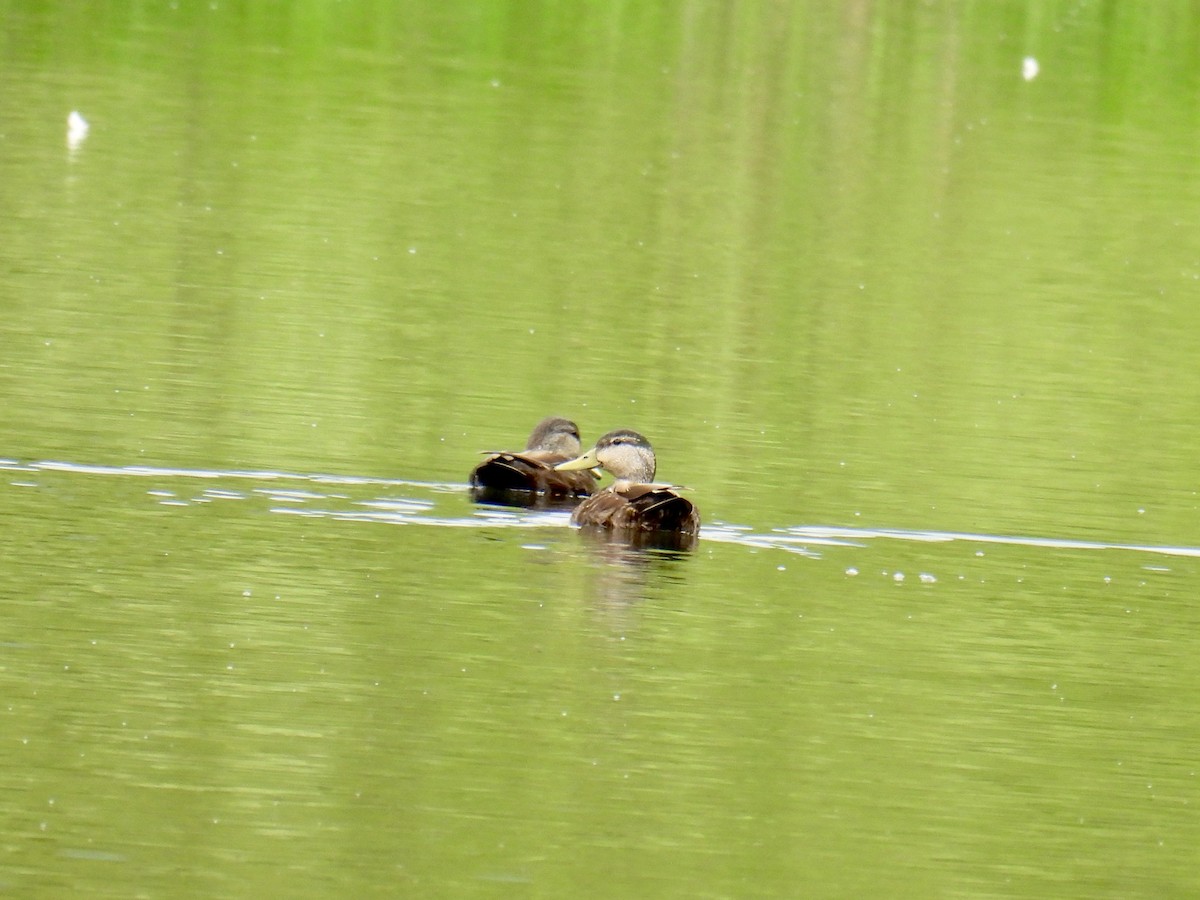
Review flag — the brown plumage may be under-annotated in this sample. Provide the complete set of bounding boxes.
[469,416,598,499]
[555,429,700,534]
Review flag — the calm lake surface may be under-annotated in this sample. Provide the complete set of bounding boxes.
[3,3,1199,897]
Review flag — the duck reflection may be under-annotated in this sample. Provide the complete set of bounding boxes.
[576,524,697,611]
[469,486,588,511]
[580,524,699,554]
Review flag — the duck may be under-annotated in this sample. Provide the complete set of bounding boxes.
[555,429,700,534]
[469,416,598,499]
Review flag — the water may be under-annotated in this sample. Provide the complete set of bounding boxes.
[3,2,1200,897]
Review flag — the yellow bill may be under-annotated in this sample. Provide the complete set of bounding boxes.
[554,446,600,472]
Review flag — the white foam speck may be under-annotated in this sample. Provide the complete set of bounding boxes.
[67,110,89,149]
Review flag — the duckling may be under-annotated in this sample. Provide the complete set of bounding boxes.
[470,416,598,498]
[555,429,700,533]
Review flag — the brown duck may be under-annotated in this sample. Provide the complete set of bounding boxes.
[555,429,700,533]
[470,416,598,498]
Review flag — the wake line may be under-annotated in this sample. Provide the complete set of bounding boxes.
[3,458,460,491]
[766,525,1200,559]
[7,458,1197,560]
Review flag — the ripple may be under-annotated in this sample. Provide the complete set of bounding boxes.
[768,525,1200,560]
[8,459,456,491]
[7,458,1199,561]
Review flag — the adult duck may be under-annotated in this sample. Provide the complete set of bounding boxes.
[555,429,700,533]
[470,416,598,499]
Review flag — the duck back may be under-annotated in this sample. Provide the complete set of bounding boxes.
[571,485,700,533]
[471,451,596,497]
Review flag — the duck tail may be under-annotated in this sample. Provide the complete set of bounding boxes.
[634,492,700,533]
[470,454,545,491]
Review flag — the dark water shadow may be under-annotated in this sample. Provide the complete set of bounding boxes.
[577,524,699,555]
[468,485,586,512]
[572,525,696,611]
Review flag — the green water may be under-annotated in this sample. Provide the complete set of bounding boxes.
[3,3,1199,897]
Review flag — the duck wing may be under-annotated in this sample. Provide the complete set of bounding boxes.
[471,452,596,496]
[618,488,701,533]
[571,484,700,533]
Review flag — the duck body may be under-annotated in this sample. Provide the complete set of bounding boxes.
[571,482,701,532]
[470,416,597,499]
[556,429,700,534]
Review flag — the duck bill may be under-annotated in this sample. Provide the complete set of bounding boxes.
[554,447,600,472]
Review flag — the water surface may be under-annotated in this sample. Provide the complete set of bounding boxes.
[2,3,1199,897]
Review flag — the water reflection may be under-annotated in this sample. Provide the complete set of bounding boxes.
[577,523,699,555]
[470,476,700,609]
[574,524,695,611]
[468,485,586,511]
